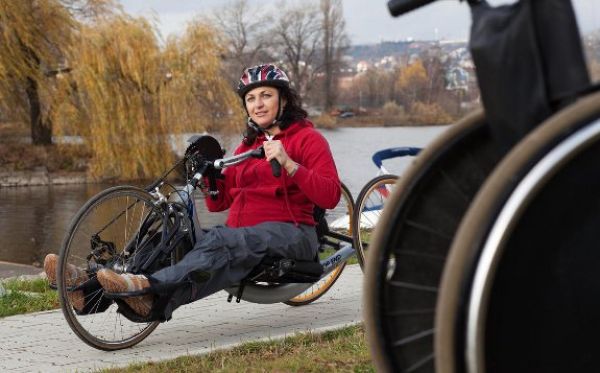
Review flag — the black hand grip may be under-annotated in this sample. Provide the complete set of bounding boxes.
[387,0,437,17]
[270,158,282,177]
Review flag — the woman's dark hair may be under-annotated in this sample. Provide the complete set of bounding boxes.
[242,86,308,145]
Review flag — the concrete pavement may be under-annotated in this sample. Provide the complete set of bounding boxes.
[0,261,43,280]
[0,265,363,372]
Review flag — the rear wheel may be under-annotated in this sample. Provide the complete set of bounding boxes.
[364,111,503,372]
[436,91,600,373]
[353,174,398,271]
[285,183,354,306]
[58,186,168,351]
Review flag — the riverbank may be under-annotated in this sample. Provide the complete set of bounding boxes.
[0,170,88,187]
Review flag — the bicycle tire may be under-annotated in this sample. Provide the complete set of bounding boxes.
[285,182,354,306]
[363,110,504,372]
[58,186,165,351]
[436,90,600,373]
[353,174,399,271]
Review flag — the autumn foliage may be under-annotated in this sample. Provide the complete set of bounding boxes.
[0,1,243,181]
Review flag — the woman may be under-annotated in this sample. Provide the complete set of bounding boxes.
[44,64,341,320]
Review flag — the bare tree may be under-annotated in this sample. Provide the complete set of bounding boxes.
[209,0,272,83]
[271,1,321,97]
[320,0,349,110]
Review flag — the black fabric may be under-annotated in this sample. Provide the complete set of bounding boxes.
[469,0,589,151]
[529,0,589,106]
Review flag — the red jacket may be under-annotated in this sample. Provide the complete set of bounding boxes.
[205,119,341,227]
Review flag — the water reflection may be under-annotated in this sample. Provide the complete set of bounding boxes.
[0,126,447,266]
[0,184,108,266]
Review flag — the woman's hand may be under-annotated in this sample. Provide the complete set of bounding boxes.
[263,140,298,175]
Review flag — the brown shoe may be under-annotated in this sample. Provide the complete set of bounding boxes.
[43,254,88,311]
[97,269,152,317]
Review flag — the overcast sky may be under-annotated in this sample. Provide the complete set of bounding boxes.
[120,0,600,45]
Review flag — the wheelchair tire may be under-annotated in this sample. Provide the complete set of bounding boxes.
[436,90,600,373]
[364,110,504,372]
[353,174,398,271]
[285,182,354,306]
[58,186,167,351]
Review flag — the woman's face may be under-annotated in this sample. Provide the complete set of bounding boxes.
[244,86,284,128]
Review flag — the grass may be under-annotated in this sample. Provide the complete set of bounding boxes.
[0,278,59,318]
[103,324,373,373]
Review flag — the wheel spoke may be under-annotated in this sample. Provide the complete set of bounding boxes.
[59,187,161,350]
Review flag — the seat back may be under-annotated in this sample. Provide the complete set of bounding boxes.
[313,205,330,244]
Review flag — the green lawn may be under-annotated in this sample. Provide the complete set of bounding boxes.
[0,278,59,318]
[103,324,373,373]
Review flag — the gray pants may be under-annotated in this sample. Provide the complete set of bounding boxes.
[148,222,318,320]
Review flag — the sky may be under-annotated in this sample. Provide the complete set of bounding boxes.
[119,0,600,45]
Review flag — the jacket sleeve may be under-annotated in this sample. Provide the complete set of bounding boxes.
[289,130,341,209]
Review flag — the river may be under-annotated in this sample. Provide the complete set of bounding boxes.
[0,125,448,266]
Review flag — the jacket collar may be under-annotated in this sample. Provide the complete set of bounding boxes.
[256,119,313,140]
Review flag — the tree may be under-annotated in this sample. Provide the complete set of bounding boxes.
[271,1,321,97]
[60,16,243,180]
[396,59,429,109]
[208,0,271,83]
[320,0,348,110]
[0,0,77,145]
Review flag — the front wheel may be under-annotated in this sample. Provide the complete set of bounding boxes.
[353,174,398,271]
[58,186,164,351]
[285,183,354,306]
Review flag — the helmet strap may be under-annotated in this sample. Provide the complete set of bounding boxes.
[246,117,262,134]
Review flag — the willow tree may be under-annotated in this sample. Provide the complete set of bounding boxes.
[0,0,76,144]
[160,21,244,136]
[62,16,243,180]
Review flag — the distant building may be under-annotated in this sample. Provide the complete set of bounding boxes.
[445,66,470,91]
[356,60,370,73]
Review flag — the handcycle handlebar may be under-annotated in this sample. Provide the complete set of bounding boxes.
[372,147,421,169]
[188,146,265,188]
[145,135,280,199]
[387,0,438,17]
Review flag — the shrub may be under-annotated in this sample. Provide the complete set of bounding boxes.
[409,102,453,125]
[382,101,405,117]
[312,114,337,129]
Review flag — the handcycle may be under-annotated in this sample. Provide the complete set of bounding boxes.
[364,0,600,372]
[55,134,355,351]
[352,146,421,270]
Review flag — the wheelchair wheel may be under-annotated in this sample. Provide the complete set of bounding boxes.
[363,110,504,372]
[58,186,166,351]
[353,174,398,271]
[436,91,600,373]
[285,183,354,306]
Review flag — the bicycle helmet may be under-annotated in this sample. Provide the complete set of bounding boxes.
[237,64,290,99]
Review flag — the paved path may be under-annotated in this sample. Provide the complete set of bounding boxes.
[0,265,363,372]
[0,261,43,279]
